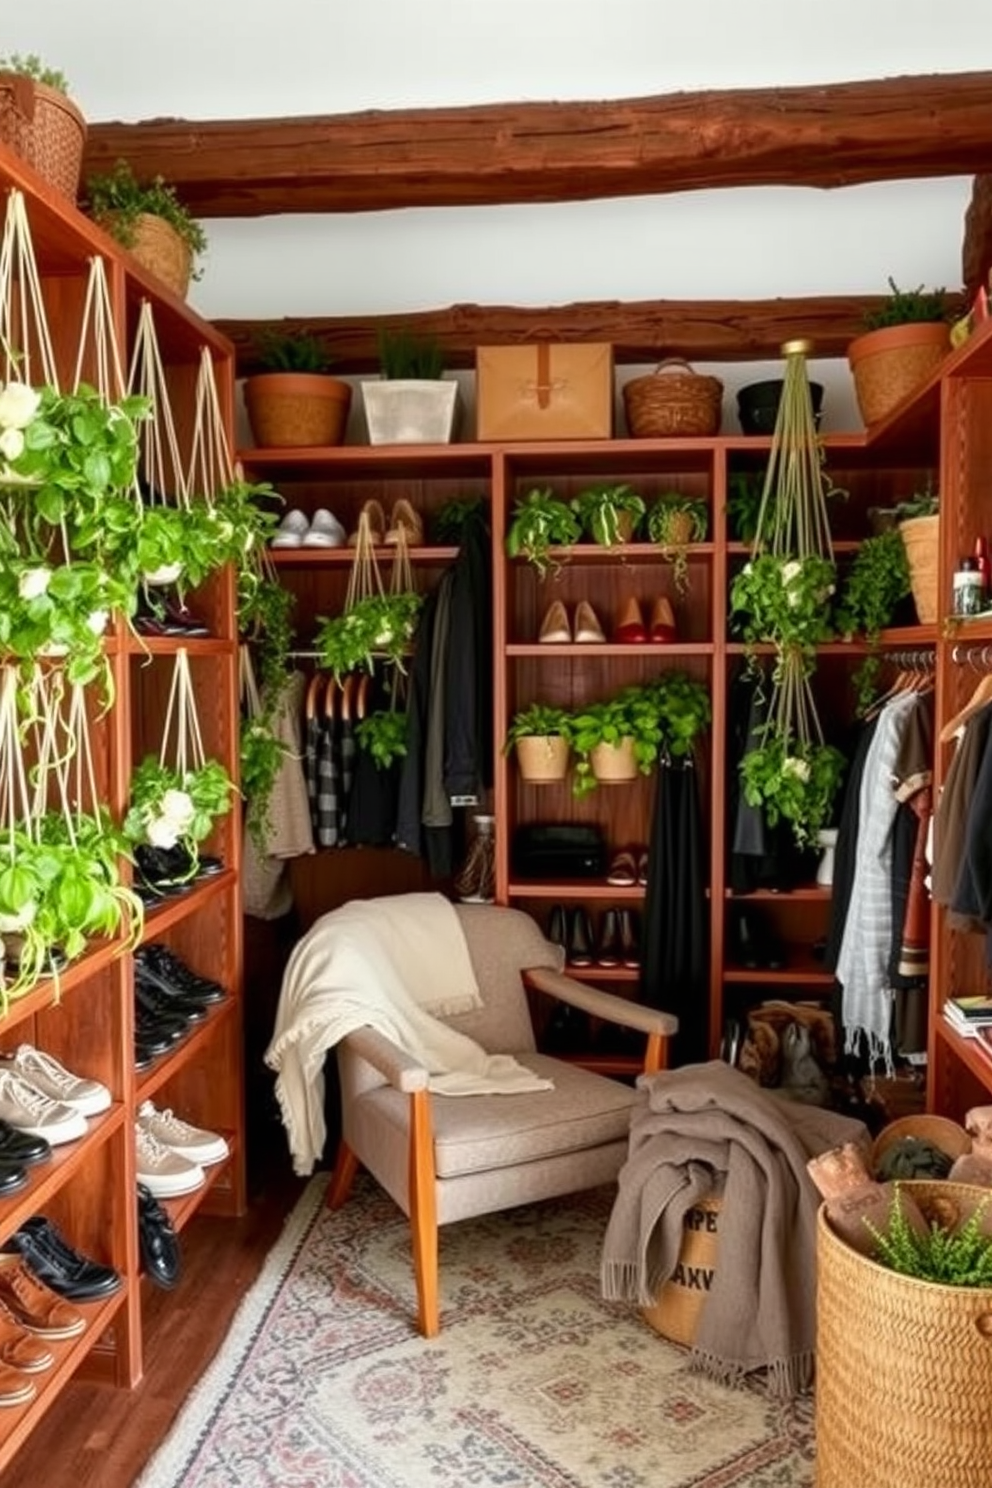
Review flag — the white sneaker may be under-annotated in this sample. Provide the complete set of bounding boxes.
[0,1070,88,1145]
[137,1101,229,1167]
[2,1045,111,1118]
[269,509,309,548]
[303,508,346,548]
[135,1124,204,1197]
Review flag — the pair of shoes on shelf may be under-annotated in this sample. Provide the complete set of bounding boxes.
[271,507,346,549]
[134,944,227,1007]
[348,497,424,547]
[138,1184,181,1289]
[0,1253,85,1340]
[548,905,639,969]
[606,846,649,888]
[5,1217,121,1302]
[135,1101,228,1199]
[728,905,786,971]
[596,908,641,969]
[134,596,210,638]
[616,597,677,643]
[0,1051,108,1150]
[538,599,605,644]
[133,844,224,904]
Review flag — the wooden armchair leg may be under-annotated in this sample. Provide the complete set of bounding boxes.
[327,1141,359,1209]
[409,1088,439,1337]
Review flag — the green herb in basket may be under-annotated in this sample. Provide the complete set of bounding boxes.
[864,1186,992,1285]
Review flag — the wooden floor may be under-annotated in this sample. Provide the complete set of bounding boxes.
[3,1142,308,1488]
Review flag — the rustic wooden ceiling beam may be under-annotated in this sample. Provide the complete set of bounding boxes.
[963,174,992,297]
[85,72,992,219]
[214,294,907,374]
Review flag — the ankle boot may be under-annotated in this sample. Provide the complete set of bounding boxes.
[596,908,621,967]
[619,908,641,968]
[547,905,568,952]
[568,907,594,967]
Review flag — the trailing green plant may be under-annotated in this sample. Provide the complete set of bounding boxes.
[355,709,409,770]
[85,160,208,278]
[730,553,837,667]
[646,495,709,593]
[834,529,913,711]
[124,755,236,859]
[239,715,288,852]
[643,671,713,758]
[239,576,295,696]
[253,329,334,375]
[504,487,581,578]
[0,559,131,696]
[727,470,765,544]
[571,483,645,548]
[862,278,950,332]
[315,592,422,680]
[0,54,69,93]
[740,730,846,847]
[567,674,710,797]
[864,1187,992,1286]
[376,327,445,381]
[431,496,488,544]
[503,702,572,751]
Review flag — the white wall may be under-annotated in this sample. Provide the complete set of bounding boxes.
[5,0,991,432]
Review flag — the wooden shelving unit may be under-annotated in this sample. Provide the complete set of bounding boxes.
[0,142,245,1471]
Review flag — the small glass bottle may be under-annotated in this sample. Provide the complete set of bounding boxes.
[974,536,991,602]
[953,555,984,617]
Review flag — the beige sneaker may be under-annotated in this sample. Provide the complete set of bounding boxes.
[0,1070,87,1146]
[135,1124,204,1198]
[2,1045,110,1117]
[137,1101,228,1167]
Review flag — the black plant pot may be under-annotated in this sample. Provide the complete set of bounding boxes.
[737,378,824,436]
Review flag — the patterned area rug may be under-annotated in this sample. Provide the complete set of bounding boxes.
[136,1175,815,1488]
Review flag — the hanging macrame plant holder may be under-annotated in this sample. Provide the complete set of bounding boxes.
[129,299,192,587]
[315,508,422,680]
[0,189,58,492]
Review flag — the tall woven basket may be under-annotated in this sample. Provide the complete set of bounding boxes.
[899,514,940,624]
[0,74,86,201]
[623,359,723,438]
[816,1181,992,1488]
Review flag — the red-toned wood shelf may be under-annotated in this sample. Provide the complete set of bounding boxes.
[136,998,236,1103]
[507,881,645,901]
[270,544,458,566]
[161,1130,240,1234]
[140,869,238,939]
[507,642,714,658]
[0,1107,125,1238]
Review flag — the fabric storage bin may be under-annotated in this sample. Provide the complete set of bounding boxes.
[476,343,613,440]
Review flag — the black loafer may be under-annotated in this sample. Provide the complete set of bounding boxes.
[7,1218,122,1301]
[0,1119,51,1168]
[0,1162,28,1196]
[138,1185,180,1289]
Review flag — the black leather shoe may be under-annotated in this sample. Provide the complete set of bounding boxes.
[567,907,594,968]
[0,1120,51,1168]
[138,1185,180,1289]
[135,945,226,1005]
[135,968,207,1025]
[596,908,621,967]
[7,1218,122,1301]
[619,908,641,969]
[0,1162,28,1196]
[730,906,786,972]
[134,844,198,892]
[134,995,188,1047]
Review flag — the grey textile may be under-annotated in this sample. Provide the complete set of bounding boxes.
[601,1060,868,1398]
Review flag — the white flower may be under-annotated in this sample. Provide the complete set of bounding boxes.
[742,562,753,576]
[145,816,180,850]
[160,789,195,829]
[86,609,109,635]
[782,756,811,782]
[18,566,52,601]
[780,560,802,584]
[0,382,40,432]
[0,427,24,463]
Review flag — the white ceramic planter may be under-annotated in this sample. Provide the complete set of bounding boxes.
[361,379,459,445]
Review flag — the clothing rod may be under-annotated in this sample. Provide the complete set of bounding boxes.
[951,643,992,668]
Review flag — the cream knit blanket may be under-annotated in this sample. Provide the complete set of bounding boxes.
[265,893,553,1175]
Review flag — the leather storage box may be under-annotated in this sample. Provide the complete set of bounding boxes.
[511,822,607,880]
[476,343,614,441]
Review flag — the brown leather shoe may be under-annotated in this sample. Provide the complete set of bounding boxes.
[0,1299,53,1372]
[538,599,571,644]
[0,1363,35,1406]
[0,1256,85,1339]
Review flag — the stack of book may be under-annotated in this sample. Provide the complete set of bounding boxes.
[944,994,992,1054]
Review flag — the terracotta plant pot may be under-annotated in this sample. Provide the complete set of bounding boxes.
[515,734,569,784]
[244,372,352,448]
[590,737,638,784]
[847,322,951,428]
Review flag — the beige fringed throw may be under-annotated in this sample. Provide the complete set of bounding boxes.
[601,1060,868,1398]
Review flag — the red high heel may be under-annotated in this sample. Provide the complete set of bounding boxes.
[615,597,646,643]
[649,597,677,643]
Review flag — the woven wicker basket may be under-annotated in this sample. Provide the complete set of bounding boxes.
[816,1181,992,1488]
[872,1113,971,1174]
[623,359,723,439]
[0,74,86,201]
[899,514,940,624]
[120,214,192,300]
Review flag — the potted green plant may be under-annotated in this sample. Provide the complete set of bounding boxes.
[730,552,837,668]
[0,54,86,202]
[571,483,646,547]
[243,330,352,449]
[740,729,846,847]
[848,279,954,427]
[504,703,572,784]
[355,709,409,771]
[124,754,236,872]
[504,487,581,578]
[834,529,912,709]
[85,159,208,300]
[646,494,709,593]
[726,470,765,544]
[315,591,422,680]
[361,327,458,445]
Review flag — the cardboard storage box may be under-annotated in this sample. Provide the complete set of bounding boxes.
[476,343,613,440]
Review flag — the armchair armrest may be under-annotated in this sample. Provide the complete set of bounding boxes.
[523,967,678,1037]
[340,1026,430,1093]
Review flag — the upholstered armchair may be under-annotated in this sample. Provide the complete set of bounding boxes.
[327,902,677,1336]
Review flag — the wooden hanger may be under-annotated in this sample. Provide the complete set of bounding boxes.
[305,673,324,720]
[355,672,370,721]
[939,672,992,743]
[323,674,338,722]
